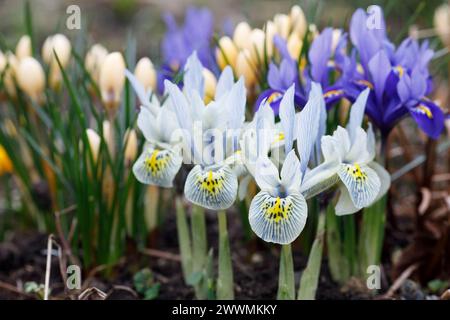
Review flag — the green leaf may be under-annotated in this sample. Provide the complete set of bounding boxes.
[216,210,234,300]
[298,212,325,300]
[277,244,295,300]
[175,197,193,282]
[133,268,154,294]
[144,284,160,300]
[187,271,203,286]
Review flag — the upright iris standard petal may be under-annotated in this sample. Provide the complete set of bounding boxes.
[184,165,238,210]
[249,191,307,245]
[133,144,183,188]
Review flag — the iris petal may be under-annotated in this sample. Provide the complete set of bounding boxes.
[249,191,307,245]
[184,165,238,210]
[338,163,380,208]
[133,144,182,188]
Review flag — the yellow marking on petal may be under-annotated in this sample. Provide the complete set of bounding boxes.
[144,149,170,176]
[355,79,374,89]
[416,104,433,119]
[323,89,344,99]
[0,145,13,176]
[197,170,225,196]
[267,91,282,104]
[394,65,404,78]
[262,196,292,223]
[346,163,368,183]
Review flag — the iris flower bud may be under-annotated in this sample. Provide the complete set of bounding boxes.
[99,52,126,113]
[216,36,238,70]
[134,57,157,92]
[16,57,45,102]
[15,35,32,60]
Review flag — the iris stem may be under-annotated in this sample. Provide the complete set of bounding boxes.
[277,244,295,300]
[217,210,234,299]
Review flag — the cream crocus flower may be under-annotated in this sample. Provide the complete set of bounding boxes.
[134,57,157,92]
[235,49,257,88]
[85,44,108,84]
[85,128,101,163]
[216,36,238,70]
[434,4,450,47]
[16,57,45,102]
[124,129,138,167]
[15,35,32,60]
[233,21,252,50]
[273,14,291,39]
[290,5,307,38]
[0,51,18,98]
[202,68,217,103]
[42,34,72,89]
[99,52,126,114]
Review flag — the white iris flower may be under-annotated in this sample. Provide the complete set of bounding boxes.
[165,52,247,210]
[126,70,183,188]
[304,88,391,215]
[248,83,327,244]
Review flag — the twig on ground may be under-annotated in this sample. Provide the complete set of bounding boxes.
[384,263,419,298]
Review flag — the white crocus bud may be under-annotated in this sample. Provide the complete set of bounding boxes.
[15,35,32,60]
[216,36,238,70]
[434,4,450,47]
[235,49,256,88]
[85,128,101,163]
[290,5,307,38]
[273,14,290,39]
[202,68,217,103]
[99,52,126,114]
[16,57,45,102]
[42,34,72,89]
[287,33,302,60]
[85,44,108,84]
[233,21,252,50]
[123,129,138,166]
[134,57,157,92]
[331,29,343,54]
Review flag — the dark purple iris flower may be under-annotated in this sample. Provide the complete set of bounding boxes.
[343,6,445,139]
[158,7,215,93]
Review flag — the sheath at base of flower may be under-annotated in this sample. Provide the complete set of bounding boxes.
[166,52,246,210]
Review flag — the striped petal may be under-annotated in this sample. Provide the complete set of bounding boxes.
[338,162,380,209]
[184,165,238,210]
[249,191,307,245]
[133,144,182,188]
